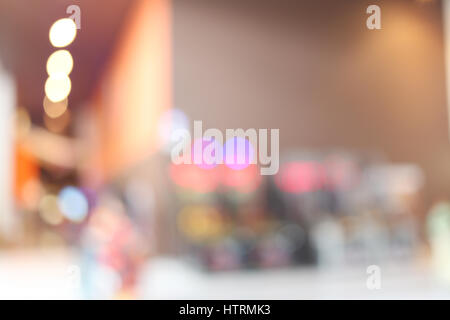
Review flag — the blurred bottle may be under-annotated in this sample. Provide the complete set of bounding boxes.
[311,217,345,268]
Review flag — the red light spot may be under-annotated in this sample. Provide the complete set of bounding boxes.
[222,164,261,193]
[170,163,219,193]
[276,162,323,194]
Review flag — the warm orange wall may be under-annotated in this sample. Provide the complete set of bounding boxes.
[90,0,171,182]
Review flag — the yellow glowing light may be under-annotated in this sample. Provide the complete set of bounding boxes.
[39,195,64,226]
[44,109,71,133]
[49,18,77,48]
[177,205,228,241]
[46,50,73,77]
[43,96,68,118]
[45,75,71,102]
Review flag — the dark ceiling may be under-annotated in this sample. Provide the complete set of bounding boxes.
[0,0,134,117]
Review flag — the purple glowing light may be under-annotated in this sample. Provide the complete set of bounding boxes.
[223,137,255,170]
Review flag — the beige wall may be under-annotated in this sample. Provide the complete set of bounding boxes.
[173,0,450,203]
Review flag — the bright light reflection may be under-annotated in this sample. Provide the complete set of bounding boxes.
[45,75,71,102]
[46,50,73,77]
[49,18,77,48]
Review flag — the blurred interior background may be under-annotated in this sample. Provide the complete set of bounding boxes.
[0,0,450,299]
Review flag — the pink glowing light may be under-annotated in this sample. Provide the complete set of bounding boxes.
[276,162,324,194]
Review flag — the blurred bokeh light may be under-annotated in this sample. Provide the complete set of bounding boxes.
[0,0,449,300]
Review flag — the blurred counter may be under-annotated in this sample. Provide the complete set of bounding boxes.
[0,250,448,299]
[139,258,449,300]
